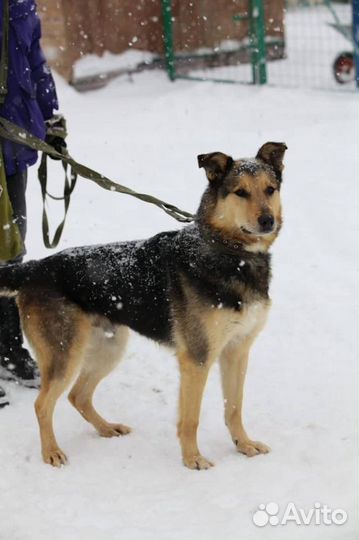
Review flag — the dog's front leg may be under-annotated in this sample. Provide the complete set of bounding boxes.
[220,336,270,457]
[177,351,214,470]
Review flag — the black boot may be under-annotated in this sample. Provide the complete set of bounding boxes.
[0,297,40,388]
[0,386,9,408]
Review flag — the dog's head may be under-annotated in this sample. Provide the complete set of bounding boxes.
[197,142,287,252]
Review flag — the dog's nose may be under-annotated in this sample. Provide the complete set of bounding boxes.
[258,214,274,232]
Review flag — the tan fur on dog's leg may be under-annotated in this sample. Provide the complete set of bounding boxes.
[220,336,270,457]
[68,323,131,437]
[18,293,91,467]
[177,351,213,470]
[35,379,73,467]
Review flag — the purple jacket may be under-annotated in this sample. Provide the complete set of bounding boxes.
[0,0,58,175]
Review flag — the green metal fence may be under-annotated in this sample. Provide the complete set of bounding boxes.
[161,0,356,91]
[161,0,274,85]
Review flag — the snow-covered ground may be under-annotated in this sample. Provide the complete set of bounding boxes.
[1,71,358,540]
[74,50,157,80]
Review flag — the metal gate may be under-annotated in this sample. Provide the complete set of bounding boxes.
[161,0,358,91]
[161,0,283,85]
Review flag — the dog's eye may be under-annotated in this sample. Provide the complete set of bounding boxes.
[265,186,276,196]
[235,188,250,199]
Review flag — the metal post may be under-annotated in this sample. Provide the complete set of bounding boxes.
[249,0,267,84]
[161,0,176,81]
[353,0,359,88]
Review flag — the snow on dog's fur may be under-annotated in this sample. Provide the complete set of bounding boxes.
[0,142,287,469]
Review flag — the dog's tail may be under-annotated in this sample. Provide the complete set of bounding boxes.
[0,261,37,297]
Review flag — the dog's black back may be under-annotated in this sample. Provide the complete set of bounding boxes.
[1,224,271,345]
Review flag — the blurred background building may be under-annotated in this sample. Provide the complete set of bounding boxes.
[37,0,357,91]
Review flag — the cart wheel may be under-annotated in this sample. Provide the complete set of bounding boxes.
[333,52,354,84]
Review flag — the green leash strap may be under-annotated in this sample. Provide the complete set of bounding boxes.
[0,0,193,249]
[40,114,78,247]
[0,117,195,248]
[38,152,78,248]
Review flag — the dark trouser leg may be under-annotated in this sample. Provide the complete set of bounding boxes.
[0,169,27,350]
[0,169,39,387]
[6,168,28,244]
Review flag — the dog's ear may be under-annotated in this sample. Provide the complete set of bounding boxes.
[197,152,233,183]
[256,142,287,180]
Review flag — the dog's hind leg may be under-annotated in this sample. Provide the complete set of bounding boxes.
[68,322,131,438]
[18,292,91,467]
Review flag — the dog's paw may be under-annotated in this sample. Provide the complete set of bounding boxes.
[235,439,270,457]
[183,454,214,470]
[97,422,132,438]
[43,447,68,467]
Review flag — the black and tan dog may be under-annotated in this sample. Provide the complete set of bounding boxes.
[0,142,287,469]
